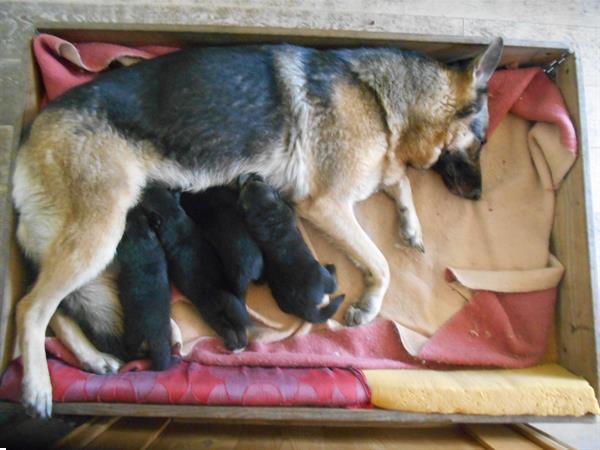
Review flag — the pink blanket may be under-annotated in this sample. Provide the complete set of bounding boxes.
[26,34,576,370]
[0,339,370,407]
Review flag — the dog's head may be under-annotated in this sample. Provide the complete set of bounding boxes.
[238,173,282,212]
[139,186,184,232]
[431,37,504,200]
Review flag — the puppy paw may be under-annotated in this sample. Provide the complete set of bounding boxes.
[21,374,53,418]
[344,304,376,327]
[223,326,248,353]
[81,352,123,375]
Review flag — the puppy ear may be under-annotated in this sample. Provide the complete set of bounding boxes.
[237,173,252,189]
[322,264,337,293]
[471,37,503,88]
[324,264,337,276]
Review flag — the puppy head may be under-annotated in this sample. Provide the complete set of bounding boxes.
[140,186,185,231]
[123,207,154,241]
[434,37,503,200]
[237,173,282,213]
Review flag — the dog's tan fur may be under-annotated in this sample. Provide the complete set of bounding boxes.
[13,39,502,416]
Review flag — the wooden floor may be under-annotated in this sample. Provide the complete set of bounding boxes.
[53,417,571,450]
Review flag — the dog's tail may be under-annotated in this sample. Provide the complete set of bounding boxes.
[306,294,345,323]
[59,271,127,361]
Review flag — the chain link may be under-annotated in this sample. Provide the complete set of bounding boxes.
[543,50,573,74]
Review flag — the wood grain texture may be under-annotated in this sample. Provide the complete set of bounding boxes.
[81,417,170,450]
[0,402,595,426]
[463,425,543,450]
[511,424,573,450]
[53,417,575,450]
[552,54,600,395]
[52,417,120,450]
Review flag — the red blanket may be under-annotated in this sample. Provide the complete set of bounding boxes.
[0,339,370,407]
[19,35,575,373]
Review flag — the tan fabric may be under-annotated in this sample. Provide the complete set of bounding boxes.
[304,114,575,354]
[174,114,576,357]
[364,364,600,416]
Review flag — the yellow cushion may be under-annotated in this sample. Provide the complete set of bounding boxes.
[364,364,600,416]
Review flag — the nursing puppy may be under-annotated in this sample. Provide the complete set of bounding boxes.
[57,205,179,372]
[180,187,263,299]
[140,186,250,353]
[239,174,344,323]
[13,39,503,416]
[114,205,173,371]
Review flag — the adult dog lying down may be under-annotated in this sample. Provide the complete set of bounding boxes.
[12,38,503,417]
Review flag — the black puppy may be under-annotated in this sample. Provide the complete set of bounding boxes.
[141,186,250,351]
[180,187,263,299]
[238,174,344,323]
[115,205,173,370]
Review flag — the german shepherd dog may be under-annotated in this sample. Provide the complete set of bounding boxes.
[238,174,344,323]
[180,186,264,299]
[12,38,503,416]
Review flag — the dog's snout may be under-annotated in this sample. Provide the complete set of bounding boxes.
[469,188,481,200]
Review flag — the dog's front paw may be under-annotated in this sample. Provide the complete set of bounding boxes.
[81,352,122,375]
[398,216,425,253]
[21,373,53,418]
[344,304,377,327]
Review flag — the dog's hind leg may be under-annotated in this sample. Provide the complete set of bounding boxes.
[297,198,390,326]
[49,311,123,374]
[13,110,146,417]
[16,208,132,417]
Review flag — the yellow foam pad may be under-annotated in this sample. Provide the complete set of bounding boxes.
[364,364,600,416]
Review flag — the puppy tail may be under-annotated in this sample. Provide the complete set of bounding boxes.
[309,294,345,323]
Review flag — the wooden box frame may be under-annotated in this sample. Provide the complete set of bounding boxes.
[0,2,597,425]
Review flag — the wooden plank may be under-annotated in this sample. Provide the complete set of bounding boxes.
[0,45,38,372]
[281,426,483,450]
[463,425,543,449]
[40,27,567,66]
[553,53,600,397]
[52,417,120,450]
[83,416,169,450]
[147,421,244,450]
[512,424,574,450]
[0,402,594,427]
[61,419,578,450]
[88,421,485,450]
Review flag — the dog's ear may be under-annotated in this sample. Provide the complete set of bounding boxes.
[324,264,337,277]
[471,37,503,88]
[322,264,337,293]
